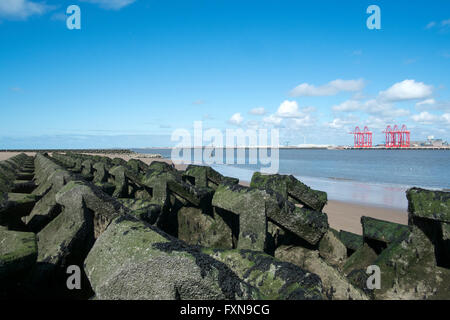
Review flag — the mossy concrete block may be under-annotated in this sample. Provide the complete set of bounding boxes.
[118,198,162,225]
[57,181,127,238]
[111,157,128,167]
[266,194,328,245]
[342,243,378,276]
[25,170,73,232]
[319,230,347,268]
[177,206,234,249]
[203,248,324,300]
[407,188,450,223]
[167,179,214,208]
[37,186,94,268]
[339,230,363,251]
[148,161,176,173]
[251,172,327,212]
[212,184,268,252]
[84,215,259,300]
[0,193,38,228]
[275,245,368,300]
[361,216,410,244]
[12,180,36,193]
[81,160,94,180]
[93,162,108,184]
[16,172,34,181]
[0,229,37,281]
[442,222,450,241]
[127,159,148,174]
[141,171,178,206]
[109,166,129,198]
[184,165,239,189]
[183,165,208,187]
[373,226,450,299]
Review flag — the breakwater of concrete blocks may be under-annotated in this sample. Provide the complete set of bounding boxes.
[0,152,448,300]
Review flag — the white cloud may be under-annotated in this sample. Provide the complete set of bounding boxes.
[425,21,436,29]
[416,99,436,107]
[364,116,391,130]
[276,100,302,118]
[442,19,450,26]
[0,0,51,19]
[290,79,365,97]
[249,107,266,115]
[80,0,137,10]
[289,115,315,128]
[325,118,355,129]
[411,111,439,124]
[262,100,317,130]
[364,99,410,117]
[379,79,433,102]
[192,99,205,105]
[263,114,283,126]
[333,99,409,118]
[228,113,244,125]
[332,100,362,112]
[442,113,450,124]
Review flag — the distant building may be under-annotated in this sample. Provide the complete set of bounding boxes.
[424,138,447,147]
[411,137,448,147]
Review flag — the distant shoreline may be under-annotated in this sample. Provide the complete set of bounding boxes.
[2,146,449,152]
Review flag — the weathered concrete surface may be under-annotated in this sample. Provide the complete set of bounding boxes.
[58,181,127,238]
[141,171,178,206]
[36,184,95,269]
[318,230,347,268]
[177,206,234,249]
[93,162,109,184]
[109,166,129,198]
[212,184,267,252]
[25,169,72,232]
[339,230,363,252]
[84,215,259,300]
[0,193,38,229]
[373,226,450,300]
[183,165,239,189]
[266,193,328,245]
[407,188,450,223]
[361,216,410,244]
[250,172,327,211]
[167,179,214,208]
[0,229,37,281]
[118,198,162,225]
[203,248,324,300]
[342,243,378,276]
[275,245,367,300]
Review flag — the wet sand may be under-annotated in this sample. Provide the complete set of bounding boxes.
[0,151,408,235]
[323,200,407,235]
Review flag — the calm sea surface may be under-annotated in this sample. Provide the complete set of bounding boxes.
[134,148,450,210]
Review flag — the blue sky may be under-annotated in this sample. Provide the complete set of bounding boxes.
[0,0,449,148]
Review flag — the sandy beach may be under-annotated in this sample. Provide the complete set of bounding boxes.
[0,151,408,235]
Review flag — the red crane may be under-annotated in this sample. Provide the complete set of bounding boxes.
[350,126,372,148]
[383,125,410,148]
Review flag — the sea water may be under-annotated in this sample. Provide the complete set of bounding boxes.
[134,148,450,210]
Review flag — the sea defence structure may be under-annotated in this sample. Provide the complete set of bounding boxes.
[0,152,449,300]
